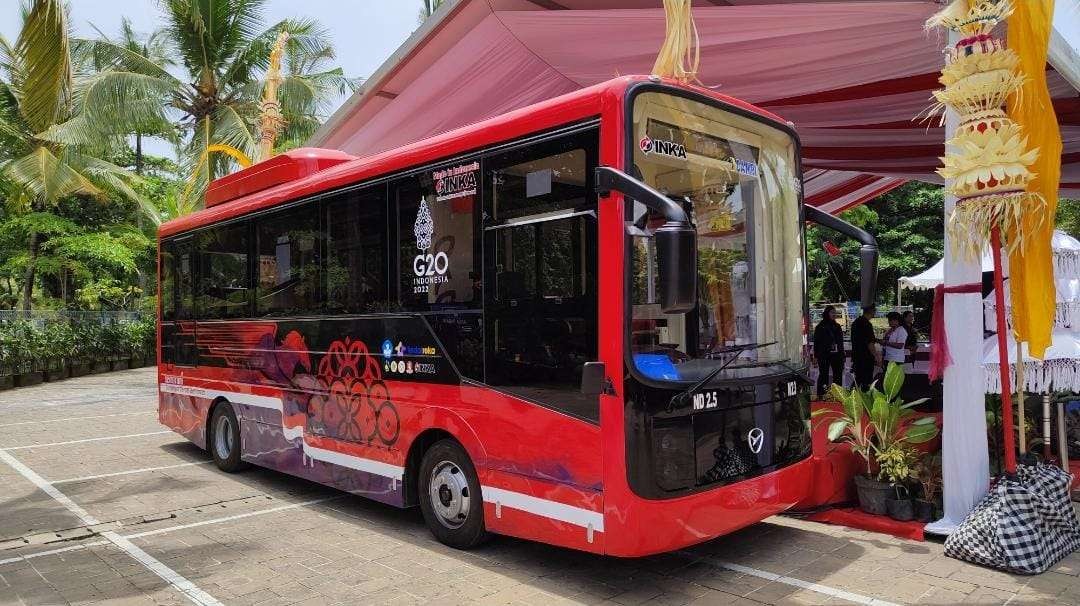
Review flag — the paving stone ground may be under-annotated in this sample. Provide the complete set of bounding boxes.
[1,368,1078,606]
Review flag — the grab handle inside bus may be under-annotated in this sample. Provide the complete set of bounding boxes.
[804,205,879,308]
[596,166,697,314]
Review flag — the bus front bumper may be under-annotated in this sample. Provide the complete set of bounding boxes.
[602,457,814,557]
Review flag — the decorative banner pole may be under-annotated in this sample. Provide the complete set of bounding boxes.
[927,0,1046,477]
[256,30,290,163]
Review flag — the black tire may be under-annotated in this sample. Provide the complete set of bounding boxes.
[417,439,488,549]
[209,402,248,473]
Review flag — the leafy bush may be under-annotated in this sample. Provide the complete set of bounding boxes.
[0,315,156,375]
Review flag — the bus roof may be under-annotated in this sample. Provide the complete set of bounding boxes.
[159,75,790,238]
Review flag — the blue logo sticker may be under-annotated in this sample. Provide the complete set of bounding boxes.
[381,339,394,360]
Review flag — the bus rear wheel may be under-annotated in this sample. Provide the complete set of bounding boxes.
[210,402,248,473]
[418,439,488,549]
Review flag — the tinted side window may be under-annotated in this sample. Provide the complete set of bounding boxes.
[161,241,176,321]
[326,187,388,313]
[483,129,599,422]
[256,206,321,316]
[196,223,250,319]
[176,239,194,320]
[396,164,479,311]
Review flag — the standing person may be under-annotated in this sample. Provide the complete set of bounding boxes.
[813,306,846,396]
[850,305,878,390]
[902,310,919,360]
[881,312,909,369]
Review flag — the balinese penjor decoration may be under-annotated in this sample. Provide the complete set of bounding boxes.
[926,0,1045,259]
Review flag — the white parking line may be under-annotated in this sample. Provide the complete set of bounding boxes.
[0,449,222,606]
[0,496,339,566]
[1,431,172,450]
[0,411,151,428]
[51,461,213,484]
[124,496,340,539]
[678,553,900,606]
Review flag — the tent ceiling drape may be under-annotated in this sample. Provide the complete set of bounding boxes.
[308,0,1080,210]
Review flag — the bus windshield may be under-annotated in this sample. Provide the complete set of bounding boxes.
[629,91,807,383]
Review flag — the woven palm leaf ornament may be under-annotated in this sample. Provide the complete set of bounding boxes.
[652,0,700,84]
[926,0,1045,260]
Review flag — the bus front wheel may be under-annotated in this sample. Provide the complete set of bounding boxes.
[210,402,248,473]
[418,439,488,549]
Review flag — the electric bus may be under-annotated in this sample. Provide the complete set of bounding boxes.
[157,75,876,557]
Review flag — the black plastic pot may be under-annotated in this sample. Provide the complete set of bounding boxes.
[69,361,92,377]
[915,499,935,523]
[14,371,43,387]
[854,474,893,515]
[886,485,914,521]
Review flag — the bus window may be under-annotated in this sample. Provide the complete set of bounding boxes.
[395,168,479,311]
[256,205,321,316]
[196,223,250,319]
[326,187,388,313]
[161,242,176,321]
[177,239,194,320]
[483,129,599,422]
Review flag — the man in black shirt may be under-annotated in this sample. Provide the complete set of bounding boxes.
[850,305,878,391]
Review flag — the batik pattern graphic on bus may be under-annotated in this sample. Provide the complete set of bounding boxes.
[160,320,409,503]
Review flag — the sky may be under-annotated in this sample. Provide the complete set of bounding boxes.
[0,0,421,157]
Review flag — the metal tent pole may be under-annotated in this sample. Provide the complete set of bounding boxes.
[1044,393,1053,461]
[1016,337,1026,455]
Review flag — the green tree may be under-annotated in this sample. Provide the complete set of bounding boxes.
[0,0,146,311]
[1056,198,1080,238]
[807,182,944,306]
[59,0,358,208]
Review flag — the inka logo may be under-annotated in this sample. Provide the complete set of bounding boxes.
[414,199,434,251]
[639,135,686,159]
[433,161,478,202]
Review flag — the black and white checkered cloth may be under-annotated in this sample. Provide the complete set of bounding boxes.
[944,463,1080,574]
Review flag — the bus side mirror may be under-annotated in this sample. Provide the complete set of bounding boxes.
[804,206,879,309]
[581,361,608,396]
[594,166,698,314]
[655,223,697,315]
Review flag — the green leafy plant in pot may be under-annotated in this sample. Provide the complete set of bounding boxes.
[815,362,939,515]
[878,443,918,521]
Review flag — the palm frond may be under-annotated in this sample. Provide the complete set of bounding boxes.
[64,150,159,225]
[14,0,72,132]
[2,146,101,202]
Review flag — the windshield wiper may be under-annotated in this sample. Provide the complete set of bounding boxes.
[667,341,776,413]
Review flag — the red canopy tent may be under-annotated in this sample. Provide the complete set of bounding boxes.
[308,0,1080,213]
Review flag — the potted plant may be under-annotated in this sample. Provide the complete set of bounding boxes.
[878,443,917,521]
[817,362,939,515]
[914,453,942,523]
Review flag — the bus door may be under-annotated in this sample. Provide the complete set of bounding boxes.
[482,128,600,422]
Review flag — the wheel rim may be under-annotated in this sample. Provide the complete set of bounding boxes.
[428,460,471,529]
[214,414,234,460]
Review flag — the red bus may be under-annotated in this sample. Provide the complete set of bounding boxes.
[158,76,876,556]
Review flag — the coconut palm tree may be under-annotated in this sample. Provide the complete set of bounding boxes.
[419,0,447,23]
[58,0,358,208]
[83,18,177,176]
[0,0,146,311]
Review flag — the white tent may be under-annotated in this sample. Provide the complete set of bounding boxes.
[984,330,1080,394]
[899,252,994,292]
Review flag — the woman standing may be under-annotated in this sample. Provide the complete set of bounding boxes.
[813,306,846,396]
